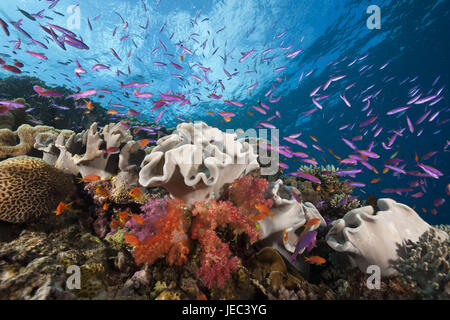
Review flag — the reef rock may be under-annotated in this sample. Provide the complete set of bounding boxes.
[0,156,75,223]
[139,121,259,204]
[0,224,130,300]
[325,198,448,277]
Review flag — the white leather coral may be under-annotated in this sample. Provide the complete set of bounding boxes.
[326,198,448,277]
[139,121,259,204]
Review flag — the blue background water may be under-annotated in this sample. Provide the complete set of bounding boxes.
[0,0,448,224]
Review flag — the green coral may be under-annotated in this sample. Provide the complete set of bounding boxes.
[105,228,126,251]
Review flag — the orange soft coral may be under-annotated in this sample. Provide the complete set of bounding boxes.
[228,175,273,217]
[133,199,190,266]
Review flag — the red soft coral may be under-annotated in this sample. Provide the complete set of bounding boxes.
[228,175,273,216]
[133,199,190,266]
[191,199,260,288]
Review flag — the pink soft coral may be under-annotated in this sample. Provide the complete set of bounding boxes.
[191,199,260,288]
[133,199,190,266]
[125,196,170,242]
[228,175,273,216]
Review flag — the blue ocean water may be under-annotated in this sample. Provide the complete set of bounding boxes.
[0,0,448,224]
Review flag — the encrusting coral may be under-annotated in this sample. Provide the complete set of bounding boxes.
[0,156,75,223]
[139,121,259,204]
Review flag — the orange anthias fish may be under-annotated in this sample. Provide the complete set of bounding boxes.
[55,201,73,215]
[130,214,146,225]
[84,99,93,110]
[304,256,326,265]
[304,218,321,231]
[103,203,110,211]
[107,109,119,115]
[129,187,144,201]
[139,139,150,148]
[110,220,120,229]
[119,211,131,224]
[124,234,141,247]
[370,178,381,184]
[96,185,111,198]
[252,203,274,221]
[309,135,318,142]
[77,174,101,183]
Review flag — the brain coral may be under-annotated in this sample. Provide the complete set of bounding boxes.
[0,156,75,223]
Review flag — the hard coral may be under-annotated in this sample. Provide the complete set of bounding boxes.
[228,175,273,216]
[192,199,260,288]
[0,156,75,223]
[392,227,449,299]
[133,199,190,266]
[0,124,72,159]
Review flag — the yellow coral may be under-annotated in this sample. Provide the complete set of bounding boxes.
[0,156,75,223]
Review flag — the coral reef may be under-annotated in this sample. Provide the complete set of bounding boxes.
[139,121,259,204]
[326,198,448,277]
[125,196,170,242]
[228,175,273,216]
[245,247,334,300]
[0,124,73,159]
[191,199,260,288]
[0,223,131,300]
[0,76,109,131]
[35,122,146,186]
[132,199,190,266]
[0,156,75,223]
[392,227,449,299]
[284,165,361,220]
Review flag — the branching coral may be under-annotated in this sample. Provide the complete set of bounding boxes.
[392,227,449,299]
[132,199,190,267]
[228,175,273,216]
[191,199,260,288]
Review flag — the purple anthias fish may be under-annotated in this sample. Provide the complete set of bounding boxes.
[290,230,317,263]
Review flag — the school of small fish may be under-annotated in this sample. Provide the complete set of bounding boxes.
[0,1,447,217]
